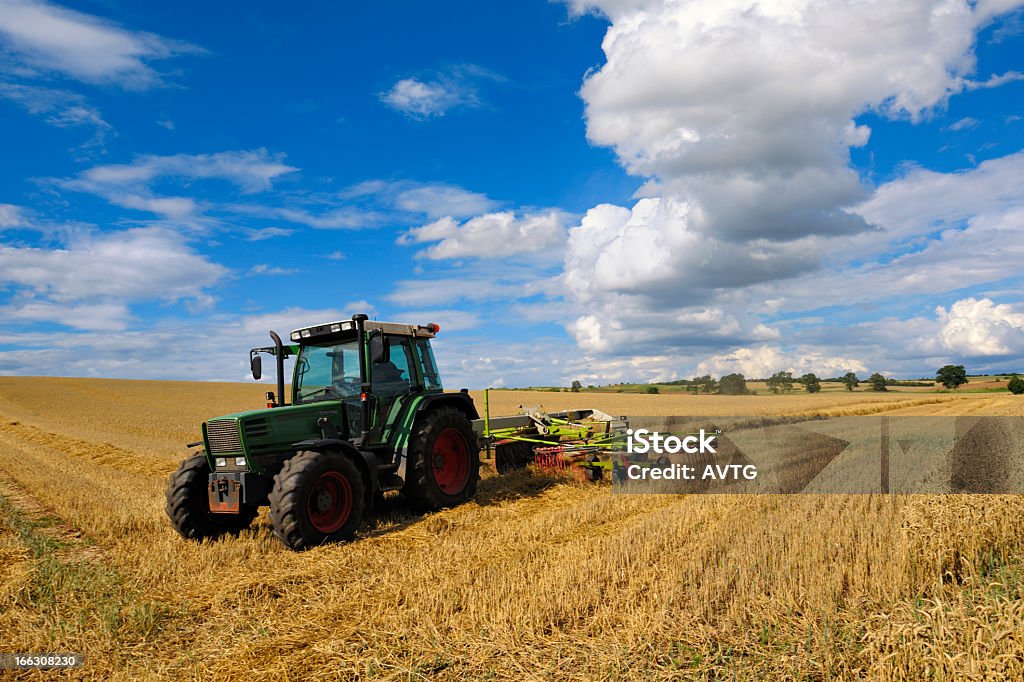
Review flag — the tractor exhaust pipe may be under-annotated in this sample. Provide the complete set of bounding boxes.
[269,330,287,407]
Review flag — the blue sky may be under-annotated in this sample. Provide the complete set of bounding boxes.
[1,0,1023,387]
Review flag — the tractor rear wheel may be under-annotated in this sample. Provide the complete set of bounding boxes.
[404,407,480,511]
[165,454,257,540]
[268,450,366,550]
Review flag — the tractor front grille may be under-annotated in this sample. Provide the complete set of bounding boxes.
[206,419,243,454]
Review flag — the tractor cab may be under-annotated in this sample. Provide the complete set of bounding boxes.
[286,319,445,449]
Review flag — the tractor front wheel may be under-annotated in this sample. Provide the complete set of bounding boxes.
[404,407,480,511]
[165,454,257,541]
[269,451,366,550]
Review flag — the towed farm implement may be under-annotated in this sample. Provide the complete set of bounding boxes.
[477,397,628,481]
[165,314,629,551]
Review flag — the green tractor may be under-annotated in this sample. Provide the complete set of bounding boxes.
[164,314,480,550]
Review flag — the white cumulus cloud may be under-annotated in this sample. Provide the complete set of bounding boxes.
[393,184,499,219]
[379,65,502,119]
[399,209,574,260]
[564,197,822,306]
[937,297,1024,356]
[381,78,468,118]
[573,0,1024,248]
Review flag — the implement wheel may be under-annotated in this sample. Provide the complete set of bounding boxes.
[269,451,366,551]
[404,407,480,511]
[165,454,257,541]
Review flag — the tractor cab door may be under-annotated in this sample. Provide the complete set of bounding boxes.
[368,335,421,452]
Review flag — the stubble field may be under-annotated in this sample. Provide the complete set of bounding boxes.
[0,377,1022,679]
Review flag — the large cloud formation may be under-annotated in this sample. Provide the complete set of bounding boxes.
[561,0,1024,370]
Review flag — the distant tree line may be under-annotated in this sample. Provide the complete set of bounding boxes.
[563,363,1024,395]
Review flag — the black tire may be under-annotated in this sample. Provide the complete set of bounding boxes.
[404,407,480,511]
[165,454,257,541]
[268,450,366,551]
[494,440,535,473]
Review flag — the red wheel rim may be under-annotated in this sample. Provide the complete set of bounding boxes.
[432,428,470,494]
[307,471,352,533]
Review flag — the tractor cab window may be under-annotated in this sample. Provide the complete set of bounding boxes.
[415,338,442,391]
[295,341,361,403]
[372,335,414,396]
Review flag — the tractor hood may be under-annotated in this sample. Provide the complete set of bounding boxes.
[202,400,355,475]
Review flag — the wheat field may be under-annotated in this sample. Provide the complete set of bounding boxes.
[1,377,1023,680]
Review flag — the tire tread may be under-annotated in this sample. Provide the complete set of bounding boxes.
[164,454,256,540]
[404,407,480,511]
[269,450,365,551]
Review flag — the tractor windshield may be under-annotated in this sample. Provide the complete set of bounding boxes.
[294,340,362,403]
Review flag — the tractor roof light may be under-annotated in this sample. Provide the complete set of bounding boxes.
[291,320,355,342]
[289,318,439,342]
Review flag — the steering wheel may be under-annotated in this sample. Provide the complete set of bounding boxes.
[302,385,342,400]
[337,377,361,392]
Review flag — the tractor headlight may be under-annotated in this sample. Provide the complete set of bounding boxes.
[291,331,300,341]
[215,458,227,468]
[235,457,246,467]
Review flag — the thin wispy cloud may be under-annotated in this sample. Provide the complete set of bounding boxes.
[54,149,298,220]
[380,65,503,118]
[382,78,470,117]
[946,116,979,131]
[245,226,293,241]
[0,81,112,151]
[0,0,205,89]
[249,264,297,276]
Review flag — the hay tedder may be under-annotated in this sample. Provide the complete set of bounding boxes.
[475,396,628,482]
[165,314,628,551]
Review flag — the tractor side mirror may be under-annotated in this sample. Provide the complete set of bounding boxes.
[250,354,262,380]
[369,332,390,364]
